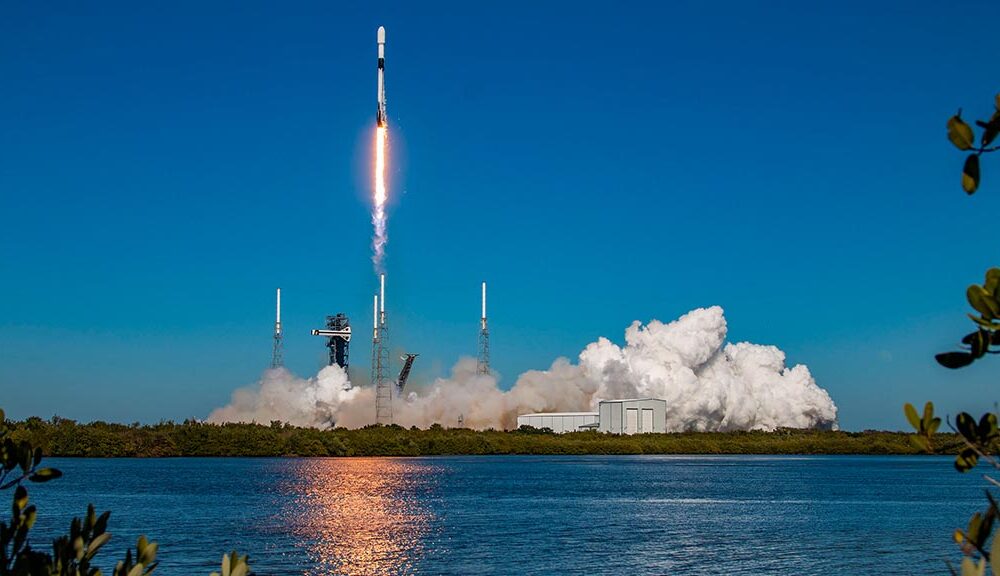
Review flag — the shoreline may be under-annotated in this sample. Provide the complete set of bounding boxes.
[7,418,960,458]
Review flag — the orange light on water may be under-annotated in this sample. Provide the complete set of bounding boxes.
[288,458,439,575]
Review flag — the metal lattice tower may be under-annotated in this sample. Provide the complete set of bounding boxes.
[373,274,393,425]
[271,288,283,369]
[477,281,490,375]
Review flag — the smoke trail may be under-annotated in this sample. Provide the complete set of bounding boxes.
[210,306,838,431]
[371,126,388,273]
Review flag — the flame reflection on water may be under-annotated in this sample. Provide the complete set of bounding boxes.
[283,458,442,576]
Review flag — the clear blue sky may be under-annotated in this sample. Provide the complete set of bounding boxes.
[2,1,998,430]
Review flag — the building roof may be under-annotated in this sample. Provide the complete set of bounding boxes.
[597,398,666,404]
[517,412,599,418]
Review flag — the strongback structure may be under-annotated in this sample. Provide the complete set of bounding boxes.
[373,274,393,425]
[271,288,283,369]
[311,313,352,370]
[396,353,418,394]
[477,281,490,375]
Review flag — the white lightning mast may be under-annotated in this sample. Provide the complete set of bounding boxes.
[477,281,490,375]
[271,288,283,368]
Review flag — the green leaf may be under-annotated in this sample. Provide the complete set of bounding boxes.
[982,114,1000,147]
[14,485,27,510]
[964,154,981,195]
[922,402,935,430]
[94,510,110,536]
[957,412,978,441]
[969,285,1000,319]
[991,529,1000,576]
[957,448,979,472]
[969,512,984,544]
[962,556,986,576]
[87,532,111,559]
[910,434,930,452]
[138,541,157,566]
[28,468,62,483]
[950,114,976,150]
[904,403,921,431]
[979,413,998,441]
[985,269,1000,295]
[937,351,976,369]
[23,506,36,529]
[928,417,942,435]
[968,330,991,358]
[968,314,999,330]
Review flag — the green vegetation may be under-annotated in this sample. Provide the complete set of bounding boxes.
[0,409,252,576]
[902,92,1000,575]
[3,416,961,457]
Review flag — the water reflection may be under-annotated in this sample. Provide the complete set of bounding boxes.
[283,458,442,576]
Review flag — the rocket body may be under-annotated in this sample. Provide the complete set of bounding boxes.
[377,26,386,127]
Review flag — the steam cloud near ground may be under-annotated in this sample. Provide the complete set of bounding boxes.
[208,306,838,431]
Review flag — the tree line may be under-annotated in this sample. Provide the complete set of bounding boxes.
[5,416,961,457]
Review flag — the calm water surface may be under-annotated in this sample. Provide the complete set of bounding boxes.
[28,456,980,575]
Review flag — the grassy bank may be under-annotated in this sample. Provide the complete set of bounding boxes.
[5,417,962,457]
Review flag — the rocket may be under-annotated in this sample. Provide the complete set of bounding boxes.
[377,26,386,127]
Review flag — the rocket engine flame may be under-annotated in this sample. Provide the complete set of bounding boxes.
[372,125,388,272]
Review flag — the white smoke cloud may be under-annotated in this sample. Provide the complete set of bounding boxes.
[206,365,371,428]
[209,306,838,431]
[576,307,837,431]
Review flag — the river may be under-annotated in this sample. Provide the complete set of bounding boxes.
[24,455,981,574]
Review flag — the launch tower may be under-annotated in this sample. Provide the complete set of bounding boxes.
[312,313,352,370]
[373,274,393,424]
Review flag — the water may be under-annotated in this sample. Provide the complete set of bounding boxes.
[21,456,984,575]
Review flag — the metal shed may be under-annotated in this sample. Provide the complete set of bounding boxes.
[598,398,667,434]
[516,412,599,433]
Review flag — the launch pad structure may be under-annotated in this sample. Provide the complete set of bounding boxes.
[311,313,352,370]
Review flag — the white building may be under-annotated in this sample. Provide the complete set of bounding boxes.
[516,412,599,433]
[598,398,667,434]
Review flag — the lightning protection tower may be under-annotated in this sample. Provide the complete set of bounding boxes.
[477,281,490,375]
[373,274,393,425]
[271,288,283,369]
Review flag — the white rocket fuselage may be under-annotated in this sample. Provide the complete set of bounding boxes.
[377,26,386,127]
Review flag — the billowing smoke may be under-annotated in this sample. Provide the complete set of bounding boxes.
[209,306,837,431]
[207,365,372,429]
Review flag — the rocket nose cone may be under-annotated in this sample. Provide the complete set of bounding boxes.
[377,26,385,43]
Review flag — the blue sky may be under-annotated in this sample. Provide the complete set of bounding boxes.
[2,1,998,430]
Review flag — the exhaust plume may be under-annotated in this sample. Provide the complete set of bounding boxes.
[371,126,388,273]
[209,306,837,431]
